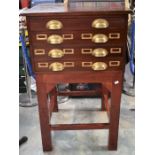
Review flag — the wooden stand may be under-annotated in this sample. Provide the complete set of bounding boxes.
[36,71,123,151]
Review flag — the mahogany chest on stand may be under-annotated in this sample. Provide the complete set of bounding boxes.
[21,1,131,151]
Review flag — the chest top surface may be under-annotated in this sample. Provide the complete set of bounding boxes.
[21,2,131,16]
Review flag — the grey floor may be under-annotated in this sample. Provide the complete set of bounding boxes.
[19,93,134,155]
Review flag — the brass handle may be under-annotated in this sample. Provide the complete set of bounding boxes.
[47,35,63,44]
[92,62,108,71]
[92,48,108,57]
[48,49,64,58]
[46,20,63,30]
[92,19,109,29]
[92,34,108,43]
[49,62,64,71]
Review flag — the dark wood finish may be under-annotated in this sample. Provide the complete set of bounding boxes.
[34,58,123,72]
[31,30,126,45]
[32,45,124,61]
[21,2,131,16]
[50,87,58,113]
[28,16,126,31]
[21,2,131,152]
[108,73,123,150]
[58,90,100,96]
[36,81,53,151]
[103,94,111,117]
[50,123,110,130]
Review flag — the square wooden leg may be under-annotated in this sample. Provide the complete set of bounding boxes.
[52,87,58,112]
[101,85,106,111]
[108,76,122,150]
[36,81,52,151]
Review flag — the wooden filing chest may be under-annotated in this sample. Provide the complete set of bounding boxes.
[21,2,131,151]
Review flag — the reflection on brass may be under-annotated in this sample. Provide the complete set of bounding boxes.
[64,62,74,67]
[92,34,108,43]
[92,19,109,29]
[63,49,74,54]
[36,34,47,40]
[63,34,74,40]
[47,35,63,44]
[82,62,93,67]
[92,48,108,57]
[110,48,121,53]
[38,62,48,68]
[109,33,120,39]
[49,62,64,71]
[81,49,92,54]
[109,61,120,67]
[81,33,93,39]
[46,20,63,30]
[48,49,64,58]
[34,49,45,55]
[92,62,108,71]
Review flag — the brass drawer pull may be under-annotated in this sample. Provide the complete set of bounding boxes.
[82,62,108,71]
[92,18,109,29]
[48,49,74,58]
[92,62,108,71]
[63,34,74,40]
[48,49,64,58]
[110,48,121,53]
[81,49,92,54]
[49,62,74,71]
[109,33,120,39]
[47,35,63,44]
[36,34,47,40]
[82,62,93,67]
[92,48,108,57]
[38,62,48,68]
[49,62,64,71]
[63,49,74,54]
[81,33,93,40]
[46,20,63,30]
[109,61,120,67]
[92,34,108,43]
[34,49,45,55]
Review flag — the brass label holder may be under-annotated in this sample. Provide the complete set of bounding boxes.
[34,49,45,55]
[38,62,48,68]
[109,61,120,67]
[110,48,121,53]
[109,33,120,39]
[63,49,74,54]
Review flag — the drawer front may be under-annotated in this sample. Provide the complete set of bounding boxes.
[31,30,125,46]
[32,46,124,61]
[34,58,123,72]
[28,16,126,32]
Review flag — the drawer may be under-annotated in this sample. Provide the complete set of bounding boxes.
[28,16,126,32]
[31,30,126,46]
[34,58,123,72]
[32,46,124,61]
